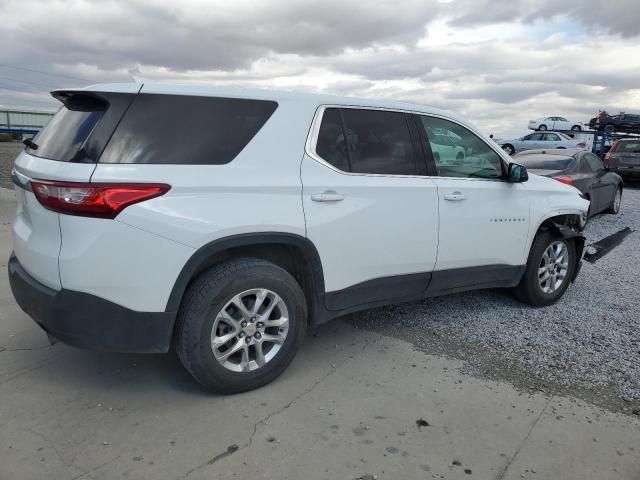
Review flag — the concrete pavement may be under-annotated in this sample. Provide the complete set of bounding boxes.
[0,187,638,480]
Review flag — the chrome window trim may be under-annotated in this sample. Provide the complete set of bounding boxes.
[304,104,510,182]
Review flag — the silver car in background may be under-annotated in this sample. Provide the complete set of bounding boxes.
[500,132,588,155]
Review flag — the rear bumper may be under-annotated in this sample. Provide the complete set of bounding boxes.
[8,254,175,353]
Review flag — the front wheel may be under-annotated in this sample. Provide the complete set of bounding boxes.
[176,258,307,393]
[538,124,547,131]
[571,125,581,131]
[607,186,622,214]
[513,231,576,306]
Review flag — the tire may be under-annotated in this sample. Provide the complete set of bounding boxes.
[502,144,515,155]
[538,124,547,131]
[606,186,622,214]
[604,124,615,134]
[176,258,307,393]
[513,231,576,307]
[571,125,581,131]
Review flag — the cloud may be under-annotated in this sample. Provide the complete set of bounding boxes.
[1,0,639,138]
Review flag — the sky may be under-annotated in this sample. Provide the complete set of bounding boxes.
[1,0,639,138]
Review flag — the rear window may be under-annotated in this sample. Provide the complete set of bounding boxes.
[613,141,640,153]
[519,156,574,170]
[99,94,278,164]
[28,94,106,162]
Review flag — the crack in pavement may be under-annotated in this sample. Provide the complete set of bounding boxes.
[176,336,373,480]
[495,396,551,480]
[0,345,52,353]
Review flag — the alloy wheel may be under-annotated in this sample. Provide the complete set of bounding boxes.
[538,241,569,294]
[613,188,622,213]
[210,288,289,372]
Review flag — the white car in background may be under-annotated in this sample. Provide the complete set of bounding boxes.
[500,132,588,155]
[429,131,466,164]
[528,116,583,132]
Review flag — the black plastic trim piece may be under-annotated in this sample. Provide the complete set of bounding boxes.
[319,264,525,323]
[427,264,525,295]
[325,272,431,311]
[165,232,326,313]
[8,255,174,353]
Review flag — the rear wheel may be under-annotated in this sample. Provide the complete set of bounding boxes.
[176,258,307,393]
[513,231,576,306]
[604,124,615,134]
[502,144,515,155]
[607,186,622,214]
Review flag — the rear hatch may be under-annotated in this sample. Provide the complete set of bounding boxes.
[11,87,138,289]
[610,140,640,166]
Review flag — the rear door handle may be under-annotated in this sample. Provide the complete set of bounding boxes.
[444,192,466,201]
[311,191,344,202]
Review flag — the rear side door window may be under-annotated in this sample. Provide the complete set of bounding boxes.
[418,115,504,179]
[314,108,417,175]
[543,133,560,142]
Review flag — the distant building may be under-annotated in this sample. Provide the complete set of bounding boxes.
[0,106,56,137]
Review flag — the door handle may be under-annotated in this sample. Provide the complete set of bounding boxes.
[444,191,466,201]
[311,190,344,202]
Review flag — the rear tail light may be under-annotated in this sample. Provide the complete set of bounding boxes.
[577,142,586,148]
[604,140,620,164]
[31,181,170,219]
[553,176,574,186]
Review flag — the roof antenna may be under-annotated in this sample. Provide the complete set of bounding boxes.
[132,76,150,84]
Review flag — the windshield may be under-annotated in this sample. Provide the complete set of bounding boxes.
[613,141,640,153]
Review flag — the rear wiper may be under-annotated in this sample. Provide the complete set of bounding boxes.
[23,138,38,150]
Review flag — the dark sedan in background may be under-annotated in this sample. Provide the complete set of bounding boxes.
[605,139,640,180]
[514,149,623,217]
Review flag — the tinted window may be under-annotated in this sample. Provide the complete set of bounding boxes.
[420,116,503,179]
[341,109,416,175]
[28,94,106,162]
[583,152,604,171]
[315,108,349,171]
[543,133,560,141]
[519,156,574,170]
[524,133,543,141]
[100,94,277,164]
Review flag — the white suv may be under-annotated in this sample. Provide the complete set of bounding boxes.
[9,83,589,393]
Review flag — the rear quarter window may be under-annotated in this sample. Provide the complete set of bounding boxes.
[99,94,278,165]
[28,94,106,162]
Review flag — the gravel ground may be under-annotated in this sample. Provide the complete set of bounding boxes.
[352,184,640,415]
[0,142,22,189]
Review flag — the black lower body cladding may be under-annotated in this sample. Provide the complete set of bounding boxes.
[8,254,175,353]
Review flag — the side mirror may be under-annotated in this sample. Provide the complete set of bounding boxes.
[507,163,528,183]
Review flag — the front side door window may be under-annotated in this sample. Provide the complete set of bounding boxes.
[418,116,503,179]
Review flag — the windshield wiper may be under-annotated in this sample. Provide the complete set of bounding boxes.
[23,138,38,150]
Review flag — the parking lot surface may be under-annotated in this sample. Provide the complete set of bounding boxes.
[0,181,639,479]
